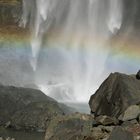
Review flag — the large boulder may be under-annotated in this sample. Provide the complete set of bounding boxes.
[89,72,140,118]
[107,126,134,140]
[45,113,95,140]
[0,85,74,131]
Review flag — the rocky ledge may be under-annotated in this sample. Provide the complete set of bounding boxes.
[0,0,21,25]
[44,72,140,140]
[0,85,74,132]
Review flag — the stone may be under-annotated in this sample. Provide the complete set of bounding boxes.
[45,113,94,140]
[134,136,140,140]
[119,105,140,121]
[90,127,106,140]
[0,0,21,25]
[92,120,99,127]
[95,115,119,126]
[121,119,138,127]
[89,72,140,118]
[127,124,140,136]
[136,70,140,80]
[6,137,11,140]
[107,126,134,140]
[98,125,115,133]
[5,121,11,128]
[138,115,140,123]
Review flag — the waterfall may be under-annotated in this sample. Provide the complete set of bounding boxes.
[21,0,123,102]
[108,0,123,34]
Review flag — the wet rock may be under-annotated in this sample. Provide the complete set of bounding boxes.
[95,115,119,126]
[119,105,140,121]
[45,113,94,140]
[136,70,140,80]
[89,72,140,118]
[0,85,75,131]
[107,126,134,140]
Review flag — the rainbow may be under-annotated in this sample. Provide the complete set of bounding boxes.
[0,25,140,74]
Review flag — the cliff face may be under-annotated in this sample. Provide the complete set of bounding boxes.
[89,73,140,117]
[0,0,21,25]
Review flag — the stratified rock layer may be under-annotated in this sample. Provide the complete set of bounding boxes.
[89,72,140,117]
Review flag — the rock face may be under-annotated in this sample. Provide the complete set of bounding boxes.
[0,85,74,132]
[0,0,21,25]
[44,72,140,140]
[89,72,140,118]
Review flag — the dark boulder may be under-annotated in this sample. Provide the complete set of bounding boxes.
[107,126,134,140]
[89,72,140,118]
[136,70,140,80]
[0,85,75,131]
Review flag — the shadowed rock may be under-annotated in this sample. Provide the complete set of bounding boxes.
[136,70,140,80]
[89,72,140,118]
[0,0,21,25]
[0,85,75,132]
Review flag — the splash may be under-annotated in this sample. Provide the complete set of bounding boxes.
[21,0,123,102]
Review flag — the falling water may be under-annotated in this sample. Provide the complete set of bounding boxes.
[21,0,123,102]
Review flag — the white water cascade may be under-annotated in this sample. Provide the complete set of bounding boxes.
[21,0,123,103]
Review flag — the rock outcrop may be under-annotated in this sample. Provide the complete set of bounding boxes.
[0,0,21,25]
[42,72,140,140]
[0,85,74,132]
[45,113,111,140]
[89,72,140,118]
